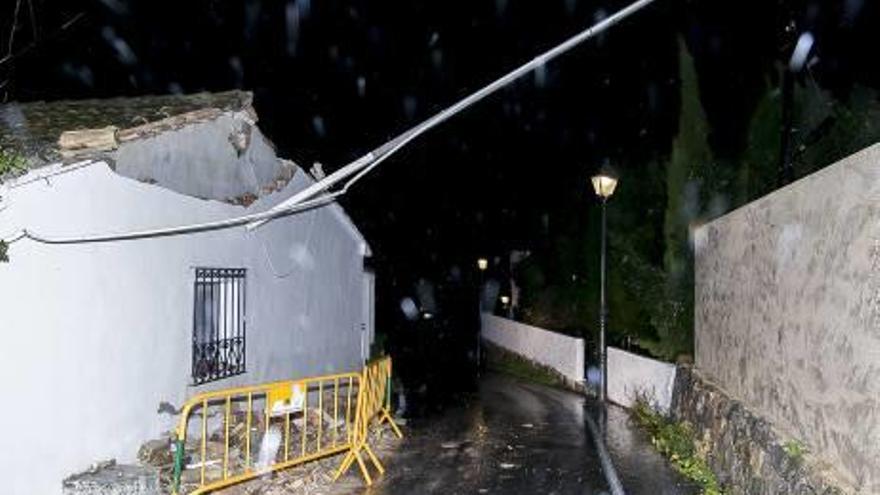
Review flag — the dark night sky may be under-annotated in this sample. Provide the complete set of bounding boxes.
[2,0,879,282]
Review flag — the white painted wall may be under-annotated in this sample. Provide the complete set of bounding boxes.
[114,111,286,201]
[607,347,676,413]
[361,271,376,361]
[481,314,584,385]
[0,162,370,494]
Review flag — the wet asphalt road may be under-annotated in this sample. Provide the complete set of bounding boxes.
[369,373,699,495]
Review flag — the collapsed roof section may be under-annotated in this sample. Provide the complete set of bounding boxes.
[0,90,296,205]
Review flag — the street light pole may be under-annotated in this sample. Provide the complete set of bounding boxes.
[476,257,488,374]
[477,258,488,313]
[599,197,608,403]
[591,174,617,403]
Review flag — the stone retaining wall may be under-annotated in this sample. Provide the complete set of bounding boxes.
[693,144,880,491]
[671,367,848,495]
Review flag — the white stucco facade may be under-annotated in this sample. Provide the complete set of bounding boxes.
[0,159,372,492]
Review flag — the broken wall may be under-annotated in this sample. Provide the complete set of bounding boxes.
[0,162,370,494]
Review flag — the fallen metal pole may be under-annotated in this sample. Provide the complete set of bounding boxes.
[4,0,659,245]
[247,0,659,230]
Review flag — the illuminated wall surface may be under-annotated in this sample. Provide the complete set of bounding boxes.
[607,347,676,414]
[481,314,585,386]
[694,144,880,492]
[0,116,372,494]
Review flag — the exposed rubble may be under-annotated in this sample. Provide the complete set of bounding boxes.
[135,404,400,495]
[63,460,160,495]
[216,427,399,495]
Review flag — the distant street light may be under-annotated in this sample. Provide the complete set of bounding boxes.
[591,175,618,199]
[591,173,618,404]
[477,258,488,271]
[500,295,513,318]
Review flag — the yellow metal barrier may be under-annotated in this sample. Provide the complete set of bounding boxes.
[171,358,403,494]
[333,356,403,486]
[172,371,362,495]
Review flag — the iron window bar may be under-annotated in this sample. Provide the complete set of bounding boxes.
[192,268,246,385]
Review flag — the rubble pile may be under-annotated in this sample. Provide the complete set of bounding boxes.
[220,426,399,495]
[137,402,397,495]
[62,460,160,495]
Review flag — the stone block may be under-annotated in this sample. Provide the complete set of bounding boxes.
[671,367,849,495]
[62,461,160,495]
[138,438,173,467]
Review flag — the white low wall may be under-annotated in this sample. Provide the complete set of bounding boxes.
[607,347,676,413]
[481,314,584,385]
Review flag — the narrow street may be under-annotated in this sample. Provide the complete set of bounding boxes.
[364,373,698,495]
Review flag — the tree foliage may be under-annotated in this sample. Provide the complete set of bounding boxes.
[0,147,27,177]
[516,38,880,363]
[516,39,706,361]
[792,83,880,177]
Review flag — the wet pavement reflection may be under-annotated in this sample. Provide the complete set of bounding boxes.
[369,373,699,495]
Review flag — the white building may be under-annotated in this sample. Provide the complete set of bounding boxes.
[0,91,375,494]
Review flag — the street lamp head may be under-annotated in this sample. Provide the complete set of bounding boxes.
[500,295,510,305]
[591,174,618,200]
[477,258,488,271]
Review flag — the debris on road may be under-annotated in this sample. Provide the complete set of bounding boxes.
[216,426,400,495]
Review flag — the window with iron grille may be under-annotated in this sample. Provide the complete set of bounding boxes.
[192,268,246,384]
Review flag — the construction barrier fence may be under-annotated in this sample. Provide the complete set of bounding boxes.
[333,356,402,486]
[172,357,401,494]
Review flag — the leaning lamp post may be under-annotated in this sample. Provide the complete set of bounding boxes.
[591,173,618,403]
